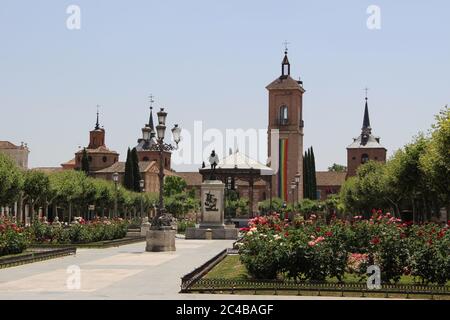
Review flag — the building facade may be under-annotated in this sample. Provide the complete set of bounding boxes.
[0,141,30,169]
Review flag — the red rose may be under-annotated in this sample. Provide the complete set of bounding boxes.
[325,231,333,237]
[370,237,380,245]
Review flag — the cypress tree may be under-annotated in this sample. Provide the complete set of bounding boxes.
[81,148,90,175]
[307,147,313,199]
[124,148,134,190]
[310,147,317,200]
[131,148,142,192]
[303,150,309,199]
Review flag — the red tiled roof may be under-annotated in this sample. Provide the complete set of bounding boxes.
[176,172,203,186]
[0,141,19,149]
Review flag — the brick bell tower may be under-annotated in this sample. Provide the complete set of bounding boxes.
[267,49,305,201]
[346,95,387,177]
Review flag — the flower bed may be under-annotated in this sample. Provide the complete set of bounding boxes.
[30,217,129,244]
[238,212,450,285]
[0,219,29,257]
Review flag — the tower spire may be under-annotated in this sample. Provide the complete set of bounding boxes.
[148,94,155,131]
[281,41,291,77]
[362,89,371,131]
[95,105,100,130]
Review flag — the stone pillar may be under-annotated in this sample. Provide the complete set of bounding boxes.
[200,180,225,229]
[146,227,176,252]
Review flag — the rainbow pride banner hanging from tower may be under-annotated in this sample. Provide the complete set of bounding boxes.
[278,139,288,201]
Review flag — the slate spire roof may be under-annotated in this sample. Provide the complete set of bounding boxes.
[148,106,154,131]
[347,97,385,150]
[362,97,371,132]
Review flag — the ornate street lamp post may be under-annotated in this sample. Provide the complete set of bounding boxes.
[290,183,296,208]
[149,108,181,228]
[112,172,119,218]
[225,176,233,225]
[294,173,301,209]
[139,179,145,218]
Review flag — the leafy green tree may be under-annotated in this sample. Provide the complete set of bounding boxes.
[258,197,285,215]
[0,153,23,207]
[163,176,187,197]
[49,170,87,222]
[91,178,114,217]
[131,148,142,192]
[420,106,450,213]
[81,148,90,175]
[22,170,50,222]
[328,163,347,172]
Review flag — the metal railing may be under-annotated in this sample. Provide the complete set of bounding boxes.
[180,249,228,292]
[0,247,77,269]
[187,278,450,298]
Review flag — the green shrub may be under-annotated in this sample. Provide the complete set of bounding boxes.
[0,219,29,256]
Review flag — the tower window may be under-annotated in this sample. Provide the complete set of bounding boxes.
[102,156,107,163]
[283,64,289,76]
[361,154,369,164]
[279,105,288,125]
[143,157,149,161]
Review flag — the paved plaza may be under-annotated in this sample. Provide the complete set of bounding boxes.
[0,239,235,300]
[0,239,389,300]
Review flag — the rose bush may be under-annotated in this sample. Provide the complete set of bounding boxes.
[238,212,450,284]
[0,219,29,256]
[29,217,129,244]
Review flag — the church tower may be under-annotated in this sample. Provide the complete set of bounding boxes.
[267,50,305,201]
[347,96,387,177]
[74,109,119,172]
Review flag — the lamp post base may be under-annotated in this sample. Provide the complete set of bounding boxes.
[145,227,176,252]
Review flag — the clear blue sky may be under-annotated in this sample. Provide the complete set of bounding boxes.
[1,0,449,171]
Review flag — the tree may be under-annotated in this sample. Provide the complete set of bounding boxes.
[131,148,142,192]
[384,135,432,220]
[22,170,50,222]
[81,148,90,175]
[49,170,86,222]
[163,176,187,197]
[340,161,389,217]
[0,153,23,208]
[310,147,317,200]
[328,163,347,172]
[303,147,317,200]
[124,148,134,191]
[420,106,450,213]
[303,149,310,199]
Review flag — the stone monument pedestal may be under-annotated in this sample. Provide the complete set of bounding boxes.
[185,180,238,240]
[145,227,176,252]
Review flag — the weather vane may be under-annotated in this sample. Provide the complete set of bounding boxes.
[364,87,369,100]
[283,40,290,53]
[95,104,100,129]
[149,94,155,110]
